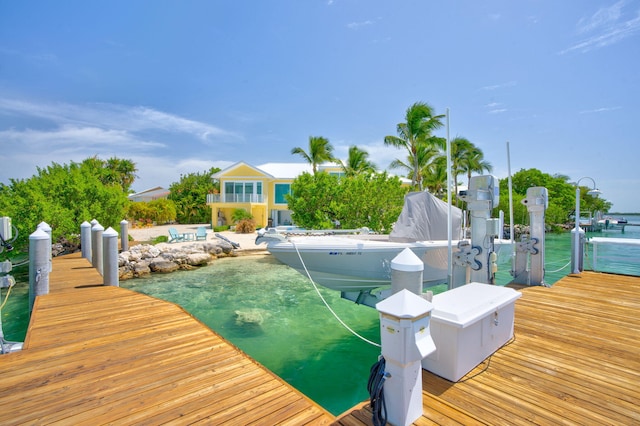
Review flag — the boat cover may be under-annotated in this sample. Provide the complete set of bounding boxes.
[389,191,462,242]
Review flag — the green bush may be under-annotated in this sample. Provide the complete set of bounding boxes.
[231,208,253,223]
[152,235,169,244]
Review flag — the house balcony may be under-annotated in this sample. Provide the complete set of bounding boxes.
[207,194,265,204]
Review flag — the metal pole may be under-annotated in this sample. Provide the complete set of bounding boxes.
[572,186,581,274]
[446,107,453,290]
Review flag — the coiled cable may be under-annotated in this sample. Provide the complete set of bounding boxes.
[367,356,388,426]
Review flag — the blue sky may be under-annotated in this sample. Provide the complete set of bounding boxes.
[1,1,639,212]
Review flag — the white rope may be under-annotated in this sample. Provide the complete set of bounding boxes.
[546,260,571,273]
[292,241,381,348]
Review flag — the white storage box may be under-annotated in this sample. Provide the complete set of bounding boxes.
[421,283,522,381]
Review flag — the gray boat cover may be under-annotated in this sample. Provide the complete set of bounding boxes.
[389,191,462,242]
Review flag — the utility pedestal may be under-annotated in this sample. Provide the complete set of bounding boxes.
[376,289,435,426]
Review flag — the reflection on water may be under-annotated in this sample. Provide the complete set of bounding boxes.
[2,221,640,415]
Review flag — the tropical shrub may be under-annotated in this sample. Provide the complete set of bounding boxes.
[231,208,253,223]
[235,219,256,233]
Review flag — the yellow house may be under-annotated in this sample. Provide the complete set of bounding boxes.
[206,161,345,228]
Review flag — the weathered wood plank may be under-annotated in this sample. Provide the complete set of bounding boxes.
[335,271,640,425]
[0,252,334,425]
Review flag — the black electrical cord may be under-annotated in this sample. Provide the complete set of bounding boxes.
[367,356,388,426]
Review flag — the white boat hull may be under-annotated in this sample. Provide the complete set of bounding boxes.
[259,235,511,293]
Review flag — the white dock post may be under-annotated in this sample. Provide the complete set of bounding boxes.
[391,248,424,296]
[102,227,119,287]
[120,219,129,252]
[376,290,436,426]
[37,221,52,272]
[91,222,104,275]
[81,221,92,260]
[29,228,50,313]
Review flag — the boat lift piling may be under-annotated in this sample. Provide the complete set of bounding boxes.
[456,175,501,287]
[512,187,548,286]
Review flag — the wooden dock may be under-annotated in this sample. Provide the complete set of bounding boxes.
[0,253,334,425]
[2,253,638,425]
[335,271,640,425]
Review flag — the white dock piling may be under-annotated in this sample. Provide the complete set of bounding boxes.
[391,248,424,296]
[120,219,129,252]
[102,227,119,286]
[29,228,50,313]
[37,221,52,272]
[91,222,104,275]
[81,221,92,260]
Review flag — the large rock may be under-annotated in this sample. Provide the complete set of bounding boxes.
[186,253,213,266]
[149,260,180,273]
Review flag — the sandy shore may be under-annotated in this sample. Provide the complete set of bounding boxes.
[126,224,268,254]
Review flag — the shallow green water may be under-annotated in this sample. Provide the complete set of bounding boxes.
[2,223,640,415]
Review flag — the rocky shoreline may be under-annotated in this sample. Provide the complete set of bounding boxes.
[118,239,239,280]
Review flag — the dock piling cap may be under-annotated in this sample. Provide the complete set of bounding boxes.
[29,228,50,240]
[391,247,424,272]
[376,289,433,319]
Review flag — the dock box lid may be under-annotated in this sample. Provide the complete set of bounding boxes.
[431,283,522,328]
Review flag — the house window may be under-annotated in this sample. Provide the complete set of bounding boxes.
[274,183,291,204]
[224,181,263,202]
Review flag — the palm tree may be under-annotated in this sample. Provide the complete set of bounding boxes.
[450,137,492,193]
[422,155,448,197]
[105,157,138,193]
[447,137,491,200]
[291,136,336,173]
[389,143,440,189]
[340,146,377,177]
[384,102,445,190]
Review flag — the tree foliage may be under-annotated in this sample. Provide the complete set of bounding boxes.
[0,157,133,252]
[496,168,612,227]
[287,172,408,232]
[127,199,177,226]
[168,168,220,224]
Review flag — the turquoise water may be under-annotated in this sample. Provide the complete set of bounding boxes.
[2,220,640,415]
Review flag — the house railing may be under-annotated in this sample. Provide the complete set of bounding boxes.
[207,194,265,204]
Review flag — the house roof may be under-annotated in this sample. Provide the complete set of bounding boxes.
[256,163,313,179]
[128,186,169,197]
[213,161,348,180]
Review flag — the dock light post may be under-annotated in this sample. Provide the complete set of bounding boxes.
[572,177,602,274]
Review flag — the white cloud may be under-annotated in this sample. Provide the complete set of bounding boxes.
[560,1,640,54]
[579,106,622,114]
[479,81,517,91]
[0,98,236,142]
[347,19,378,30]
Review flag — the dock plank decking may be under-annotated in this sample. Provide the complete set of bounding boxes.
[2,251,639,425]
[336,272,640,425]
[0,253,334,425]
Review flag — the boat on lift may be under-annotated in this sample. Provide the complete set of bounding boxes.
[256,180,512,305]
